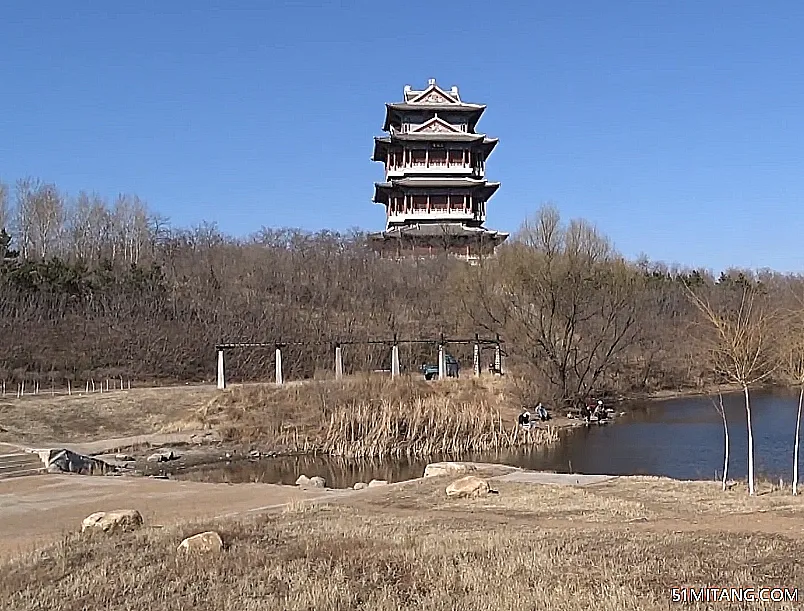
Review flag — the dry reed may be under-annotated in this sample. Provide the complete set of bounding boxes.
[200,373,558,458]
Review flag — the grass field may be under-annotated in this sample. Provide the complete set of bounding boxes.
[2,473,803,610]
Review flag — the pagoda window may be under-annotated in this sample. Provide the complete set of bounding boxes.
[411,150,427,166]
[430,195,448,211]
[412,195,428,211]
[429,150,447,166]
[448,150,463,166]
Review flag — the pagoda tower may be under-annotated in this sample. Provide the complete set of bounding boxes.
[369,79,508,261]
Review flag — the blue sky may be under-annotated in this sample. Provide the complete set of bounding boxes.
[2,1,804,273]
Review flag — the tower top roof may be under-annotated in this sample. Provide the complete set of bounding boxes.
[402,79,461,103]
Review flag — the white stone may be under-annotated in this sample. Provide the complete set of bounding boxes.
[81,509,143,534]
[445,475,490,499]
[295,474,311,486]
[177,531,223,554]
[368,479,388,487]
[353,482,368,490]
[424,462,476,478]
[309,476,326,488]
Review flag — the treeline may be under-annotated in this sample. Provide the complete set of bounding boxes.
[1,176,801,401]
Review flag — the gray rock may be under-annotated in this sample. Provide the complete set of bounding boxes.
[177,531,223,554]
[368,479,388,487]
[353,482,368,490]
[39,449,116,475]
[296,474,311,487]
[81,509,143,534]
[424,462,476,478]
[115,454,135,462]
[445,475,490,499]
[309,476,326,488]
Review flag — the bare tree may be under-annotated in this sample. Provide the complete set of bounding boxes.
[459,205,643,402]
[711,393,730,491]
[777,302,804,495]
[0,180,9,231]
[14,177,66,259]
[686,284,777,495]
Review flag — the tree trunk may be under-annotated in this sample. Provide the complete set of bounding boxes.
[718,393,729,492]
[794,385,803,496]
[744,384,755,496]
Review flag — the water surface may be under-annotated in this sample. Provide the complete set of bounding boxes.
[178,389,804,487]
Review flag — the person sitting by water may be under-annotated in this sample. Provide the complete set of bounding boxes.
[518,410,531,427]
[536,403,549,421]
[594,400,608,421]
[579,404,591,424]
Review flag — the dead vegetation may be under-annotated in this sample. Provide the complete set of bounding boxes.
[197,374,559,458]
[2,476,804,610]
[0,385,215,444]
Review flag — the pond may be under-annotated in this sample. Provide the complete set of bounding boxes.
[175,389,804,487]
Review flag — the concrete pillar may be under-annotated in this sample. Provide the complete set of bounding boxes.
[494,343,502,374]
[438,344,446,380]
[335,345,343,380]
[216,349,225,390]
[473,343,480,377]
[275,347,284,385]
[391,344,400,377]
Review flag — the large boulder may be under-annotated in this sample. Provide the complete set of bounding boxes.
[296,475,311,487]
[39,449,116,476]
[424,462,476,478]
[353,482,368,490]
[446,475,490,499]
[309,476,326,488]
[81,509,143,534]
[177,531,223,554]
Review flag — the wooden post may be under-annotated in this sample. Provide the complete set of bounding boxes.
[391,341,400,378]
[335,344,343,380]
[275,345,284,385]
[67,380,71,395]
[216,348,226,390]
[438,342,446,381]
[473,337,480,377]
[494,339,502,375]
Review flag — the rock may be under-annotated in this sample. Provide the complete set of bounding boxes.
[353,482,368,490]
[177,531,223,554]
[445,475,490,499]
[309,476,326,488]
[248,450,261,459]
[424,462,477,478]
[39,449,116,475]
[146,450,176,463]
[115,454,135,462]
[368,479,388,487]
[81,509,143,534]
[296,474,311,487]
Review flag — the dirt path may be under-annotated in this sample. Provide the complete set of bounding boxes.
[0,474,330,560]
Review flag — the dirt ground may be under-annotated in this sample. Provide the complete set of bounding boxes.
[0,474,333,560]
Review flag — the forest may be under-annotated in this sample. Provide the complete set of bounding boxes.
[1,176,801,403]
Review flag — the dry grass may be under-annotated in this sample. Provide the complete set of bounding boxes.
[0,385,216,444]
[2,488,803,611]
[198,374,557,458]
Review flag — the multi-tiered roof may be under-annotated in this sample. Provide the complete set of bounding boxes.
[368,79,508,260]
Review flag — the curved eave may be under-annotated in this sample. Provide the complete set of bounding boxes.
[373,180,500,203]
[372,137,391,162]
[383,103,486,132]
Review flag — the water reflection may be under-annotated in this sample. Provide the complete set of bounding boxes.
[177,454,432,489]
[178,389,803,485]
